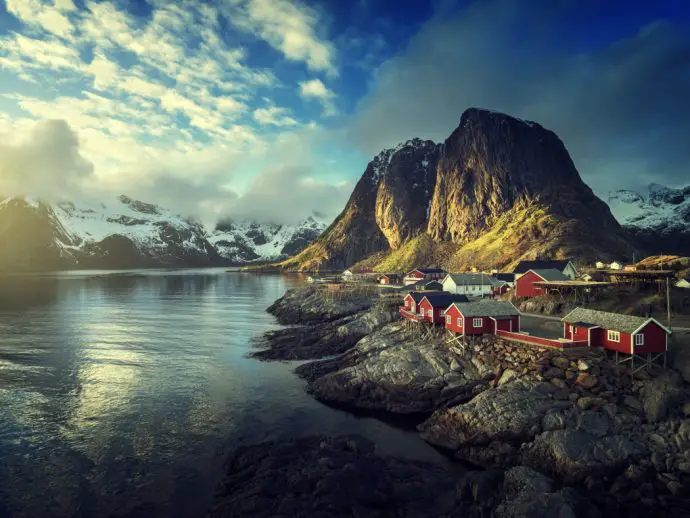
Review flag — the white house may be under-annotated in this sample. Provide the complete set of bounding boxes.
[595,261,606,269]
[513,260,577,280]
[442,273,498,297]
[609,261,623,270]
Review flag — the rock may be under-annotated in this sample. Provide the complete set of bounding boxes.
[639,371,685,423]
[552,357,571,370]
[419,383,569,452]
[575,411,610,438]
[671,343,690,383]
[520,429,647,483]
[682,401,690,417]
[543,367,564,380]
[622,395,644,412]
[551,378,567,389]
[577,359,592,372]
[498,369,519,386]
[576,396,606,411]
[575,373,598,389]
[542,411,567,432]
[207,435,459,518]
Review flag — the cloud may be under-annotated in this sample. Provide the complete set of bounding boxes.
[299,78,337,116]
[253,106,298,126]
[348,0,690,195]
[223,163,351,225]
[224,0,337,75]
[5,0,76,39]
[0,119,93,199]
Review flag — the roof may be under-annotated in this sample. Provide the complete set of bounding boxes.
[408,279,443,289]
[562,307,671,335]
[492,273,515,282]
[528,269,571,282]
[513,260,572,274]
[405,292,428,304]
[411,267,446,274]
[445,273,499,286]
[573,322,599,328]
[449,300,520,317]
[420,293,469,307]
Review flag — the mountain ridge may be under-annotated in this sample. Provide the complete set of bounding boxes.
[280,107,638,272]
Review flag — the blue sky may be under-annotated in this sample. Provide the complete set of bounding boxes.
[0,0,689,224]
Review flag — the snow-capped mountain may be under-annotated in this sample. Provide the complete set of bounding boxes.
[608,183,690,255]
[0,195,329,271]
[209,212,329,263]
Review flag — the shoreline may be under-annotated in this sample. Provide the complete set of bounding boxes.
[210,286,690,517]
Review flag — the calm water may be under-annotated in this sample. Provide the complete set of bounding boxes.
[0,269,448,518]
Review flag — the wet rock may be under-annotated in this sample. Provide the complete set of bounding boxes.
[575,373,598,389]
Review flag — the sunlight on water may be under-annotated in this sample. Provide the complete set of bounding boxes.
[0,269,449,518]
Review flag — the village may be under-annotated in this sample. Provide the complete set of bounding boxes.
[308,257,690,376]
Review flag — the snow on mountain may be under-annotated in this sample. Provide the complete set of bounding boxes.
[0,194,329,270]
[209,212,329,263]
[608,184,690,232]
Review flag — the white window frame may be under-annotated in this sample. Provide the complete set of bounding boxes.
[440,310,445,317]
[634,334,644,346]
[446,315,451,324]
[472,318,483,328]
[569,325,574,334]
[427,309,433,317]
[457,317,462,326]
[607,330,620,342]
[410,302,415,312]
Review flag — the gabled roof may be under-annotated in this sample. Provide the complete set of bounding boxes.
[492,273,515,282]
[408,278,443,289]
[513,260,573,274]
[405,292,428,304]
[562,307,671,335]
[444,273,499,286]
[528,269,571,282]
[448,300,520,317]
[420,293,469,308]
[409,267,446,275]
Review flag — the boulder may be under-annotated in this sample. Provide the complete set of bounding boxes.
[639,371,685,423]
[520,429,647,483]
[419,382,569,451]
[575,372,598,389]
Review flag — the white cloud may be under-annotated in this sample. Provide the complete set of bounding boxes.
[223,0,337,75]
[253,106,298,127]
[86,52,119,89]
[299,78,337,116]
[5,0,76,39]
[0,119,93,200]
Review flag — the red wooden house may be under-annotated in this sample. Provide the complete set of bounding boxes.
[515,269,570,298]
[417,293,469,324]
[377,274,401,285]
[400,292,434,321]
[561,308,671,354]
[444,300,520,336]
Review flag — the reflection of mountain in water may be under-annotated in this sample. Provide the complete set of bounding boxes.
[0,275,60,310]
[161,274,219,297]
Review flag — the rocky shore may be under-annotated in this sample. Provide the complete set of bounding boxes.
[216,287,690,516]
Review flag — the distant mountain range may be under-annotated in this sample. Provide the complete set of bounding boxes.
[279,108,637,272]
[0,195,328,271]
[608,184,690,256]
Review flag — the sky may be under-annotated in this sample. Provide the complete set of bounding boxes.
[0,0,689,226]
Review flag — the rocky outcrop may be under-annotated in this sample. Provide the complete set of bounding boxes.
[281,107,636,272]
[267,287,375,325]
[208,435,597,518]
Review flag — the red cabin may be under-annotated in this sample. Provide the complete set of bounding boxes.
[515,269,569,298]
[561,308,671,353]
[417,293,469,324]
[444,300,520,336]
[404,267,447,285]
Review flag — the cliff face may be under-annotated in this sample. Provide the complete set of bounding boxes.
[280,139,440,271]
[283,108,637,272]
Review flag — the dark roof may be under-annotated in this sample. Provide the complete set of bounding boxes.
[573,322,599,328]
[492,273,515,282]
[409,279,443,290]
[413,267,446,274]
[562,307,671,334]
[513,260,572,274]
[530,269,571,282]
[420,293,469,307]
[405,292,427,304]
[450,300,520,317]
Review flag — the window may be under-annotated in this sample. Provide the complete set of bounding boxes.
[446,315,451,324]
[635,334,644,346]
[440,310,445,317]
[473,318,483,328]
[410,303,415,312]
[427,309,432,317]
[457,318,462,326]
[569,325,574,334]
[607,330,620,342]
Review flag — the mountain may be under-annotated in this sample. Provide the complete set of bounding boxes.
[608,184,690,256]
[280,108,636,272]
[208,213,329,263]
[0,196,327,271]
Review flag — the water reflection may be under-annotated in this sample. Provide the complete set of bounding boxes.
[0,269,450,518]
